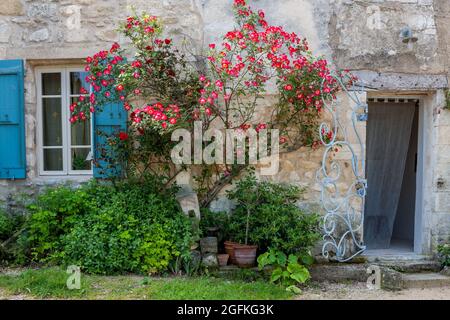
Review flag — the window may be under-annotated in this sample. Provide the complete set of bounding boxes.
[37,67,92,175]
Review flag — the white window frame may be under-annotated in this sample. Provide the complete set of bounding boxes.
[36,66,93,176]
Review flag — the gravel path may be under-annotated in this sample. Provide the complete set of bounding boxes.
[299,281,450,300]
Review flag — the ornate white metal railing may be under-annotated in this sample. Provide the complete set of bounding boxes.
[317,73,367,262]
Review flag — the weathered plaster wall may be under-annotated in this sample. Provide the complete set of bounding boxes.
[330,0,443,73]
[0,0,449,254]
[428,0,450,251]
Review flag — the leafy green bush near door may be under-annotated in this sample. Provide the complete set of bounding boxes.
[227,174,321,254]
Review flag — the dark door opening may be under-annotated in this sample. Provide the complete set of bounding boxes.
[364,100,419,251]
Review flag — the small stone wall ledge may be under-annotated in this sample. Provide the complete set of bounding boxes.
[352,71,449,91]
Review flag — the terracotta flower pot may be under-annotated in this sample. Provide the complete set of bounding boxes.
[224,241,239,265]
[234,244,258,268]
[217,253,230,267]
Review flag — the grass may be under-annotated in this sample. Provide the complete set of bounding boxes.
[0,267,293,300]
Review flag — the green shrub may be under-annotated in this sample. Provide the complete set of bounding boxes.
[0,209,14,241]
[14,177,196,275]
[199,208,231,241]
[438,242,450,267]
[24,185,95,262]
[0,208,27,265]
[59,178,195,275]
[227,174,320,254]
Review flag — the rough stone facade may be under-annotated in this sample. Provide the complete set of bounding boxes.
[0,0,449,256]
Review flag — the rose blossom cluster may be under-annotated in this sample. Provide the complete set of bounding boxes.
[70,13,180,133]
[69,42,128,123]
[130,103,181,133]
[197,0,355,146]
[72,0,353,150]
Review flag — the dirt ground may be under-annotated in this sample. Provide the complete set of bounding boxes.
[299,281,450,300]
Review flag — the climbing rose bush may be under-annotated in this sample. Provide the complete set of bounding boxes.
[70,0,354,204]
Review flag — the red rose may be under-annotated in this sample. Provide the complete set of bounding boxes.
[119,132,129,141]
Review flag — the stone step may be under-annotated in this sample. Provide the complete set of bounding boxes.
[402,273,450,289]
[374,260,441,273]
[310,264,368,282]
[310,260,443,285]
[362,254,433,262]
[356,253,441,273]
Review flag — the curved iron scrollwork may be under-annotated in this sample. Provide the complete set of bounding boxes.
[316,73,367,262]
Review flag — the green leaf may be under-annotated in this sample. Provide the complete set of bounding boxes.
[270,267,283,283]
[288,254,298,265]
[289,265,310,284]
[282,270,291,282]
[299,252,314,266]
[276,251,287,266]
[286,285,302,294]
[257,252,270,270]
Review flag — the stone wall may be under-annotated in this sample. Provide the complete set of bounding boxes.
[0,0,449,255]
[431,1,450,250]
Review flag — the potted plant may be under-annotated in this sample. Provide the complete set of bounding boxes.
[232,207,258,268]
[226,175,261,268]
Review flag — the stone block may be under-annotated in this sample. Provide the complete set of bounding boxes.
[29,28,49,42]
[95,29,118,42]
[0,0,23,16]
[27,3,58,20]
[200,237,218,254]
[65,29,88,43]
[176,189,200,219]
[310,263,369,282]
[0,23,11,43]
[379,266,404,291]
[202,253,218,268]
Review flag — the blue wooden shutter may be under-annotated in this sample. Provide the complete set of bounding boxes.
[0,60,26,179]
[93,102,127,178]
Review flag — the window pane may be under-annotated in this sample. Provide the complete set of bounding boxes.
[42,73,61,95]
[70,72,89,95]
[43,98,62,146]
[71,148,92,171]
[71,121,91,146]
[44,149,63,171]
